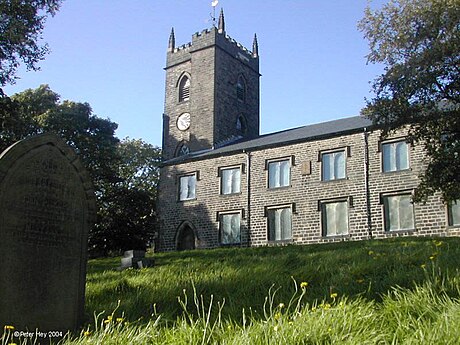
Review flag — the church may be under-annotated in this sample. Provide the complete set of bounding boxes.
[156,10,459,251]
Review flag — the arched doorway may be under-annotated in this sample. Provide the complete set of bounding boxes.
[176,222,196,251]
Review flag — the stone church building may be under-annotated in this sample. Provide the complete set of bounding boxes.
[157,11,459,251]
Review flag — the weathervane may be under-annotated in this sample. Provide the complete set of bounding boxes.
[210,0,219,27]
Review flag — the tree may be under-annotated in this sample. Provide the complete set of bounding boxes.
[359,0,460,203]
[91,139,161,254]
[0,0,62,95]
[1,85,162,256]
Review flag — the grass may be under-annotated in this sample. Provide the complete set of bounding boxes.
[3,236,460,344]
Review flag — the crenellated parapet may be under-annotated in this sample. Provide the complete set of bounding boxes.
[166,25,259,72]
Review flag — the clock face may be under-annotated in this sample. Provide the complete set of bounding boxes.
[177,113,191,131]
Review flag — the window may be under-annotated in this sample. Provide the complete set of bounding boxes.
[322,150,345,181]
[221,167,241,195]
[176,143,190,157]
[268,159,290,188]
[237,76,246,102]
[321,200,349,236]
[448,200,460,226]
[236,115,247,135]
[383,193,414,231]
[179,174,196,201]
[382,141,409,172]
[178,76,190,102]
[267,207,292,241]
[220,213,241,245]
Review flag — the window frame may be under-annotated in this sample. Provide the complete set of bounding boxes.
[264,203,295,243]
[218,164,244,195]
[178,74,191,103]
[319,147,349,182]
[265,156,294,189]
[380,190,415,232]
[177,172,198,202]
[236,75,246,102]
[217,210,244,245]
[447,200,460,227]
[380,138,410,173]
[319,197,351,237]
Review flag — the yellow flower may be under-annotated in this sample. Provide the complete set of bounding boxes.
[429,256,435,260]
[330,293,338,299]
[4,325,14,330]
[84,331,91,336]
[274,325,279,332]
[435,241,443,247]
[116,318,124,323]
[300,282,308,289]
[421,264,426,269]
[274,312,281,320]
[368,250,374,255]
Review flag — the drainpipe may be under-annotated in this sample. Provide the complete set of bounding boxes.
[244,150,251,247]
[363,128,372,239]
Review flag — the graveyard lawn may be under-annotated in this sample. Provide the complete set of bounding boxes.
[5,237,460,344]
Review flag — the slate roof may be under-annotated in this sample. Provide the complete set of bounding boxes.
[163,115,374,165]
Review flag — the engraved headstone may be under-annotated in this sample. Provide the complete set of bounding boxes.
[0,134,96,337]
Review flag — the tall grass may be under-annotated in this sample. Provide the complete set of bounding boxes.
[3,237,460,344]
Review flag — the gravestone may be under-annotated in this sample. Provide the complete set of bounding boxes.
[119,250,154,270]
[0,134,96,339]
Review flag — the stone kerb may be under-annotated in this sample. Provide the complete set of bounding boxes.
[0,133,96,337]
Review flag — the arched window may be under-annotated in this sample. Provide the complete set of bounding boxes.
[236,115,247,135]
[176,142,190,157]
[178,76,190,102]
[236,75,246,102]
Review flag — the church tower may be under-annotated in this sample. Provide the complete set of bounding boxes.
[162,10,260,160]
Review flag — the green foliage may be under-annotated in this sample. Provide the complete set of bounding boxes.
[0,85,161,255]
[0,0,62,94]
[359,0,460,202]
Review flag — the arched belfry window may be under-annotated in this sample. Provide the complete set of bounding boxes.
[178,75,190,102]
[236,75,246,102]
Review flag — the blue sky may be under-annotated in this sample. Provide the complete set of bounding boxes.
[4,0,385,147]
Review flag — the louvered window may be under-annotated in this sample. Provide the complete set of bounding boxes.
[237,76,246,102]
[179,76,190,102]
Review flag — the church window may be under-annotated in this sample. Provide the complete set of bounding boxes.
[176,143,190,157]
[221,167,241,195]
[179,174,196,201]
[321,150,346,181]
[178,75,190,102]
[321,200,349,236]
[219,212,241,245]
[382,140,409,172]
[448,200,460,226]
[267,206,292,242]
[237,76,246,102]
[268,159,290,188]
[236,115,247,135]
[382,192,414,231]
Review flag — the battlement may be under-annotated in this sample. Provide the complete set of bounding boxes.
[166,26,258,71]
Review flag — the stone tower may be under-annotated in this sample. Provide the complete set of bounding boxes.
[162,10,260,160]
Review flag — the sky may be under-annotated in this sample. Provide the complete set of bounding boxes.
[4,0,386,147]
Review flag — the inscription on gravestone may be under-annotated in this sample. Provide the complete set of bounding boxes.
[0,134,95,335]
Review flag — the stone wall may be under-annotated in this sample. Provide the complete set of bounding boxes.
[157,126,457,251]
